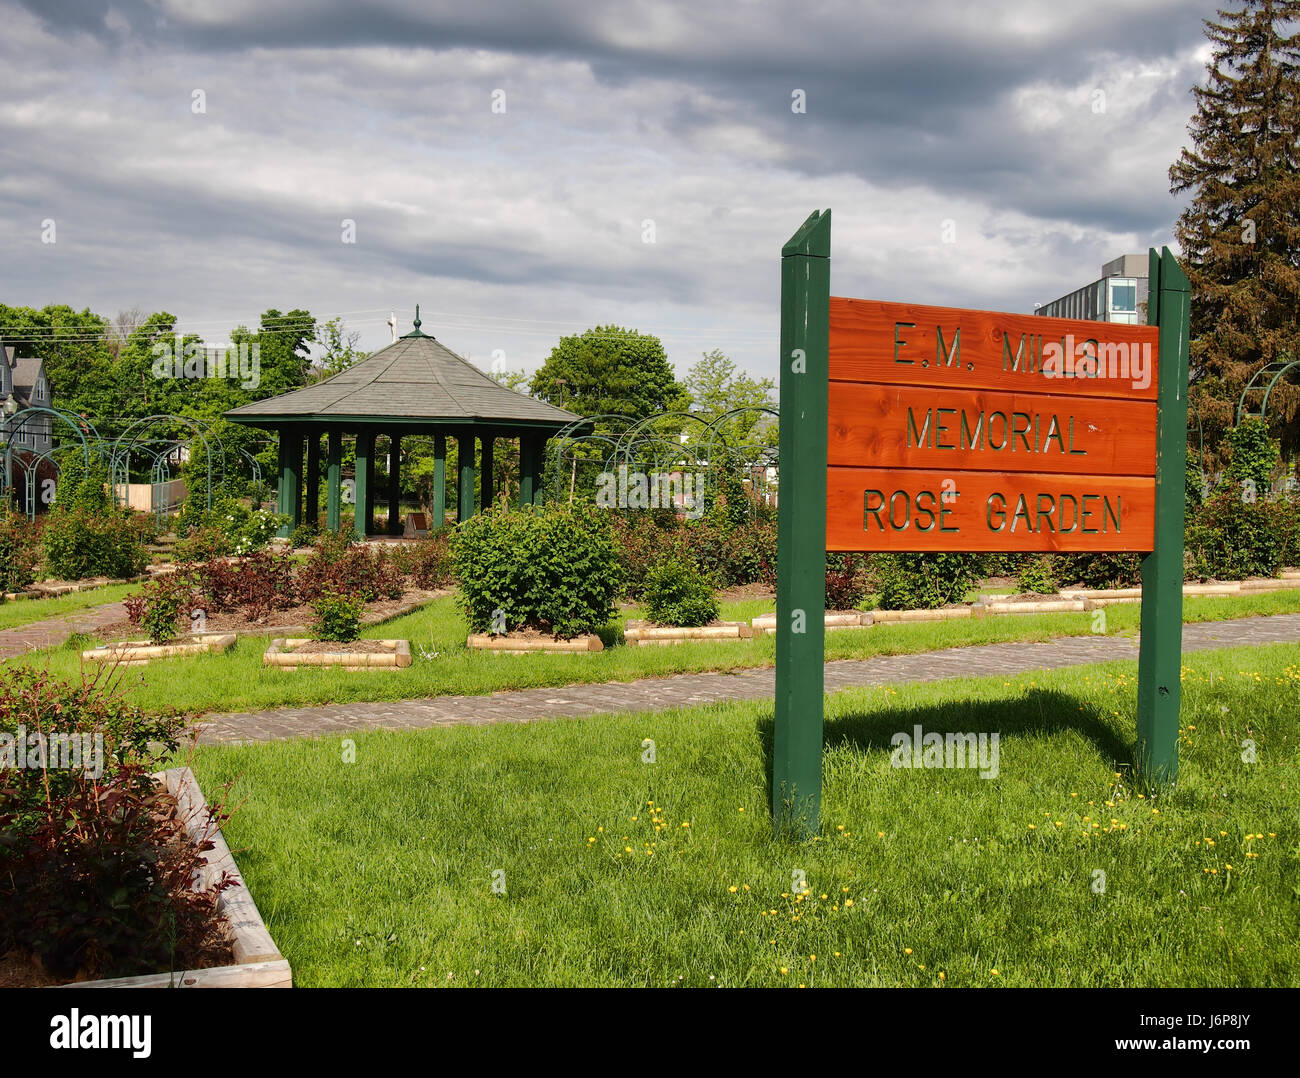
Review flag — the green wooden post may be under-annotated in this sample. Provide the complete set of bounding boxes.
[480,433,495,510]
[387,432,402,535]
[773,209,831,838]
[433,433,446,527]
[519,434,537,507]
[326,429,341,533]
[363,432,376,536]
[305,433,321,528]
[276,425,302,536]
[533,437,547,504]
[1136,247,1190,784]
[457,432,476,522]
[353,429,371,540]
[275,428,291,538]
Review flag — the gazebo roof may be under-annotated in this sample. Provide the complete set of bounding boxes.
[225,314,577,430]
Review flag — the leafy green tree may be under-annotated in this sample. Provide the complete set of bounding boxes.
[313,317,367,382]
[683,348,776,448]
[0,304,114,418]
[247,309,315,400]
[531,326,685,420]
[1170,0,1300,464]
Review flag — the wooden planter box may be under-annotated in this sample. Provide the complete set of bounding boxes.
[467,632,604,654]
[57,767,290,988]
[82,634,236,666]
[264,638,411,670]
[624,620,756,646]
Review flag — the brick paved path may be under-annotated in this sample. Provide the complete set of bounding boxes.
[0,602,131,661]
[195,613,1300,745]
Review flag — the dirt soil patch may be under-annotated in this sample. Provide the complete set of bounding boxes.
[93,587,450,641]
[286,640,402,655]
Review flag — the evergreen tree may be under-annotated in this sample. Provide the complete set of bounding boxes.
[1170,0,1300,465]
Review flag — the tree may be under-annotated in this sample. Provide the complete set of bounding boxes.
[531,326,685,420]
[682,349,776,448]
[1170,0,1300,464]
[248,309,315,400]
[312,317,366,382]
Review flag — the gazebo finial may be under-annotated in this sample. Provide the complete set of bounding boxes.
[403,305,428,338]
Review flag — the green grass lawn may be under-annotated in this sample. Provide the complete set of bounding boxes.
[9,588,1300,716]
[185,641,1300,987]
[0,583,136,633]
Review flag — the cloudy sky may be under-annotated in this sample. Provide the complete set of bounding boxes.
[0,0,1216,382]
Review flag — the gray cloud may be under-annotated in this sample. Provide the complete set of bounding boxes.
[0,0,1216,380]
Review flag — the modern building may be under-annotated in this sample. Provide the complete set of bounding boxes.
[0,339,53,455]
[1035,254,1149,325]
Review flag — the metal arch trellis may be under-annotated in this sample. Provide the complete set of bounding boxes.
[543,405,780,511]
[0,405,106,520]
[1236,358,1300,426]
[105,415,224,518]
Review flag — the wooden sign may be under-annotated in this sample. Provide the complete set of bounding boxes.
[772,209,1190,840]
[826,299,1160,552]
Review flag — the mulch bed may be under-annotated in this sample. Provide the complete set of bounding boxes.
[92,587,451,642]
[285,640,400,655]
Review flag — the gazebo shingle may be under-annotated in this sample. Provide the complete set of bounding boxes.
[225,331,576,427]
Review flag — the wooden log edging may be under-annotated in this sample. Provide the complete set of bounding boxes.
[57,767,291,988]
[467,633,604,653]
[264,638,412,670]
[625,620,755,645]
[82,633,237,666]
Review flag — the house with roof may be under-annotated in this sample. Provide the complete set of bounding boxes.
[0,338,54,456]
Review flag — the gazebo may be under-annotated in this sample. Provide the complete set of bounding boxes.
[224,310,578,538]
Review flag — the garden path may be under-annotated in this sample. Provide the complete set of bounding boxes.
[196,613,1300,745]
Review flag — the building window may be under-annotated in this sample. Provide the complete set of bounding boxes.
[1110,281,1137,313]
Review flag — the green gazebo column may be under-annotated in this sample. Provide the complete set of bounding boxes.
[387,432,402,535]
[520,432,545,507]
[480,433,494,510]
[326,429,342,533]
[354,429,372,539]
[364,433,377,536]
[275,425,303,538]
[305,432,321,529]
[432,433,446,527]
[457,432,475,522]
[518,434,534,507]
[533,434,547,505]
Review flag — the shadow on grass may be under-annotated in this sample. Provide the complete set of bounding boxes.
[757,689,1132,817]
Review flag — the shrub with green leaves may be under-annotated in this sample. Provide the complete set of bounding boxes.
[0,667,228,983]
[41,506,147,581]
[310,592,364,643]
[453,503,623,638]
[0,508,38,593]
[1056,552,1144,590]
[825,552,871,610]
[124,573,201,645]
[643,556,719,627]
[1186,489,1294,580]
[1017,555,1058,595]
[1224,416,1280,495]
[871,552,982,610]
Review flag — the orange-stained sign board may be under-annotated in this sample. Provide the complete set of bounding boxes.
[827,296,1161,552]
